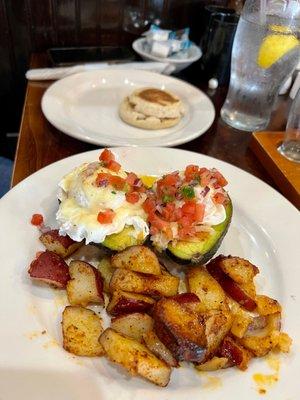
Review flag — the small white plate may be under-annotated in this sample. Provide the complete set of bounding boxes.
[0,147,299,400]
[132,38,202,73]
[41,70,215,147]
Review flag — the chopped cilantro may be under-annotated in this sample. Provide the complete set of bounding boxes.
[111,191,116,194]
[181,186,195,199]
[162,194,174,203]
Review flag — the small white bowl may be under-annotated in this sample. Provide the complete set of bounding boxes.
[132,38,202,74]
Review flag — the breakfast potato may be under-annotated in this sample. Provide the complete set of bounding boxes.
[62,306,104,356]
[153,296,207,363]
[110,268,179,298]
[204,310,233,356]
[107,290,155,316]
[206,258,257,311]
[39,229,82,258]
[111,245,161,275]
[231,311,253,338]
[214,255,259,284]
[238,312,284,356]
[170,293,203,313]
[142,330,178,367]
[255,295,282,316]
[28,250,70,288]
[187,266,227,312]
[195,356,229,372]
[220,336,252,370]
[67,260,104,307]
[97,257,115,293]
[111,312,154,341]
[99,328,171,387]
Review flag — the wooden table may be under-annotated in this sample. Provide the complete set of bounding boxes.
[12,53,291,190]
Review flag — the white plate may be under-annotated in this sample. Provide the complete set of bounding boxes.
[0,147,299,400]
[41,70,215,147]
[132,38,202,73]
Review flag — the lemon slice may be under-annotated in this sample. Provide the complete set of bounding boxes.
[140,175,157,188]
[257,33,299,69]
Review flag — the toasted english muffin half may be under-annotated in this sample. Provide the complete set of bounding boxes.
[128,87,185,119]
[119,97,181,130]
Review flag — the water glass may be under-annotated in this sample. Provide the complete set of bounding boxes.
[221,0,300,132]
[278,89,300,162]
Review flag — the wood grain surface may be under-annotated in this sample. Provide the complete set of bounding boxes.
[251,131,300,209]
[12,53,291,200]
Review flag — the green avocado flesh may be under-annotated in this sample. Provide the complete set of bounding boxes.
[167,199,233,264]
[102,226,146,251]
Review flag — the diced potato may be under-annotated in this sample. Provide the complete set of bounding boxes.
[239,312,282,356]
[153,297,207,363]
[239,331,281,357]
[111,246,161,275]
[67,260,104,307]
[187,266,226,312]
[143,330,178,367]
[195,356,229,371]
[239,280,257,299]
[111,313,154,341]
[170,293,203,313]
[107,290,155,316]
[110,268,179,298]
[255,295,282,316]
[204,310,233,356]
[97,257,115,293]
[215,255,259,284]
[220,336,252,370]
[231,312,253,338]
[39,229,82,258]
[62,306,104,356]
[206,259,257,312]
[99,328,171,387]
[28,250,70,288]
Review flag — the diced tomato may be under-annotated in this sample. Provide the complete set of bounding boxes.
[179,215,193,228]
[31,214,44,226]
[181,201,196,215]
[161,202,176,221]
[143,198,156,214]
[199,167,208,174]
[109,175,127,191]
[195,203,205,222]
[213,170,228,187]
[126,172,138,186]
[99,148,115,163]
[199,170,212,187]
[149,214,169,230]
[184,165,199,181]
[173,207,183,221]
[213,192,226,204]
[126,192,140,204]
[96,172,110,187]
[162,173,179,187]
[107,160,121,172]
[97,210,115,224]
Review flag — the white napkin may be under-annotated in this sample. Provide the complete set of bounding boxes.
[26,61,175,81]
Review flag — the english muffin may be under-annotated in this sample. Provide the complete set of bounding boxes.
[119,87,185,130]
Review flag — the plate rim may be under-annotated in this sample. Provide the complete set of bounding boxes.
[41,69,215,147]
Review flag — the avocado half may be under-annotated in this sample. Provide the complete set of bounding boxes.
[102,225,147,251]
[166,199,233,265]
